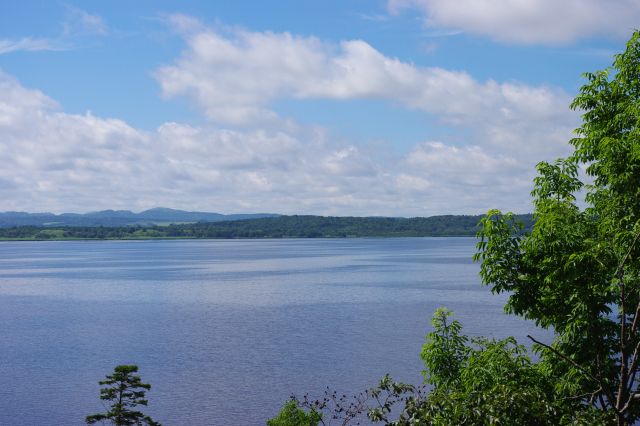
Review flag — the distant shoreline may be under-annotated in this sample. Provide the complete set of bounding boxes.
[0,235,479,242]
[0,214,533,241]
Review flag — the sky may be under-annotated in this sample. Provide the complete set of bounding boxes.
[0,1,636,216]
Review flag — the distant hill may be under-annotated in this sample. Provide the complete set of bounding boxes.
[0,208,279,228]
[0,214,534,240]
[166,214,535,238]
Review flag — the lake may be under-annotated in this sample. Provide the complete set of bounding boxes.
[0,238,547,425]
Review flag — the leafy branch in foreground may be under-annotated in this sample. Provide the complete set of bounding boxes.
[267,400,322,426]
[269,309,604,425]
[407,309,605,425]
[290,374,423,426]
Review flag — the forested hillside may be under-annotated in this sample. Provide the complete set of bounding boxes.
[0,214,533,240]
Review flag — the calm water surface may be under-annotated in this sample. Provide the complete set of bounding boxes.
[0,238,546,425]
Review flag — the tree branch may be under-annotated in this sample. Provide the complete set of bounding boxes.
[617,226,640,412]
[618,274,628,410]
[621,392,640,413]
[614,227,640,283]
[631,300,640,342]
[527,334,616,407]
[626,339,640,395]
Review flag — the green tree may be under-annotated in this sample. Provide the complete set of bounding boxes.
[474,30,640,425]
[404,309,605,425]
[420,308,469,389]
[86,365,160,426]
[267,400,322,426]
[272,310,604,425]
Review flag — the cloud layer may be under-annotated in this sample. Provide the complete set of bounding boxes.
[154,18,576,156]
[0,37,66,54]
[156,16,574,133]
[0,18,581,216]
[388,0,640,44]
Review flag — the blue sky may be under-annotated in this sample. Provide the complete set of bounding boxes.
[0,1,635,215]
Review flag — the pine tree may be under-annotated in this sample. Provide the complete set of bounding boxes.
[86,365,160,426]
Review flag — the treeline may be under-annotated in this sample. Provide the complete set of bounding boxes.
[0,214,533,240]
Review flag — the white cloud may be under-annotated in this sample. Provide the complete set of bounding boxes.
[63,5,109,37]
[0,6,108,56]
[0,18,582,216]
[0,69,555,216]
[420,41,438,54]
[0,37,67,54]
[387,0,640,44]
[357,13,390,22]
[395,142,534,212]
[407,142,518,180]
[154,18,573,126]
[159,22,498,124]
[155,18,576,158]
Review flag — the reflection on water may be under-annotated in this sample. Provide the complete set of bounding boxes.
[0,238,548,425]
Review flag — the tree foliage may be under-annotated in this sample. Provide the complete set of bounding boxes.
[266,400,322,426]
[267,375,422,426]
[405,309,605,425]
[474,30,640,425]
[86,365,160,426]
[271,310,604,425]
